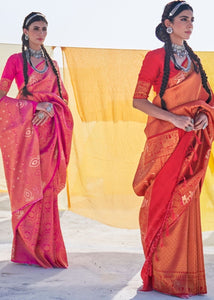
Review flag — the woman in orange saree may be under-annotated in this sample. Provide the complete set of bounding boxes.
[0,13,73,268]
[133,1,214,298]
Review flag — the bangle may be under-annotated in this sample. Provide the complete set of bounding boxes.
[46,103,53,113]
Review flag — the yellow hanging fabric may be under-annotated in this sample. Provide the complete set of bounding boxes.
[62,47,214,230]
[0,44,214,230]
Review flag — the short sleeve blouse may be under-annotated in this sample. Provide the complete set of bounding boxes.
[0,53,25,93]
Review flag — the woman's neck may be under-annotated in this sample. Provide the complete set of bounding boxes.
[28,43,42,51]
[170,36,184,46]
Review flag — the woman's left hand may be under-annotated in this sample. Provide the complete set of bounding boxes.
[36,102,55,117]
[194,112,208,130]
[32,111,50,126]
[32,102,55,126]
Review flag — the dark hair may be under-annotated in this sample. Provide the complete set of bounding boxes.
[21,12,63,99]
[155,1,211,110]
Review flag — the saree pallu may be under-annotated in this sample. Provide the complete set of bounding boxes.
[133,70,214,297]
[0,64,73,268]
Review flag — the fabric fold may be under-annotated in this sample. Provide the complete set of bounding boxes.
[0,56,73,268]
[133,70,214,296]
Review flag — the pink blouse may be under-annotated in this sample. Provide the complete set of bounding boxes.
[0,53,57,93]
[0,53,27,92]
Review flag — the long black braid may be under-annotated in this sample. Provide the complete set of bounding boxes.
[159,37,172,110]
[41,45,63,99]
[21,12,64,100]
[21,36,32,97]
[184,41,212,104]
[155,1,211,110]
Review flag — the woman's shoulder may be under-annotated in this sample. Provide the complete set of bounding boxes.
[6,52,23,64]
[52,59,59,67]
[141,48,165,71]
[52,59,61,73]
[145,47,165,60]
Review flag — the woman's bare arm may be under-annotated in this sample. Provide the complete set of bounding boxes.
[133,98,194,131]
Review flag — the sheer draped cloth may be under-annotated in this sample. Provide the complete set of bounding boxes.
[133,49,214,297]
[0,54,73,268]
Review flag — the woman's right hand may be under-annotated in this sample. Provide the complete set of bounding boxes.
[170,114,194,132]
[133,99,194,132]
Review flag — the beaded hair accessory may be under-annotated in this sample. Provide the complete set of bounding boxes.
[25,13,46,26]
[169,1,187,17]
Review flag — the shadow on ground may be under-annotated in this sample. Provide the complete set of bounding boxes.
[0,252,143,300]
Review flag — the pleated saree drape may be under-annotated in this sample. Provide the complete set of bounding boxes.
[133,70,214,297]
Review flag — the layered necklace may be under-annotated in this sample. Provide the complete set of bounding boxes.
[171,43,191,73]
[26,48,48,74]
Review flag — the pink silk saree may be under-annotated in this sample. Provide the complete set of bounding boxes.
[0,55,73,268]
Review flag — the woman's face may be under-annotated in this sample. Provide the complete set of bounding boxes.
[165,9,194,45]
[24,21,48,49]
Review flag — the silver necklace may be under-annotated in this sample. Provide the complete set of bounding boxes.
[170,44,191,72]
[173,53,191,73]
[26,50,48,74]
[29,47,44,59]
[172,43,187,58]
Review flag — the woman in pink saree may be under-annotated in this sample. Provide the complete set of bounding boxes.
[0,12,73,268]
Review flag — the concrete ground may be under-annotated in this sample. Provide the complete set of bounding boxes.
[0,193,214,300]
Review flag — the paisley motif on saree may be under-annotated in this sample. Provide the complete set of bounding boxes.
[0,59,73,268]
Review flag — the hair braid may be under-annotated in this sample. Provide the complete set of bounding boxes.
[21,12,48,97]
[155,1,195,110]
[159,38,172,110]
[21,43,32,97]
[184,41,212,104]
[41,45,63,99]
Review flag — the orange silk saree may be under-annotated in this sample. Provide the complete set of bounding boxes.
[0,57,73,268]
[133,70,214,297]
